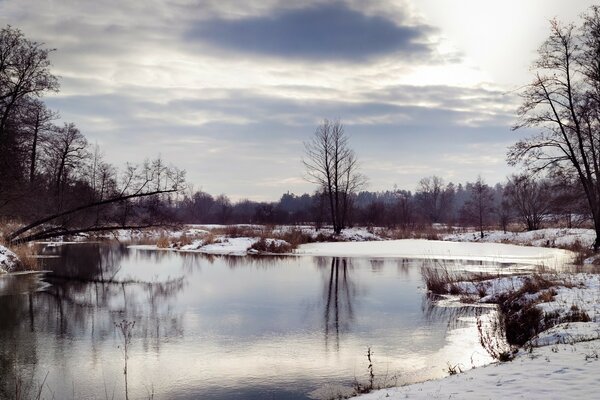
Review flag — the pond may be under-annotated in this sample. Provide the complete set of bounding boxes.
[0,242,500,399]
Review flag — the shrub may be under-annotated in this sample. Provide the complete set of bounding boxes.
[156,235,170,248]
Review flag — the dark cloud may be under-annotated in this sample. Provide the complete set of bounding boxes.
[186,2,433,61]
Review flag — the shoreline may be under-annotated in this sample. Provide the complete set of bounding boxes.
[3,227,599,399]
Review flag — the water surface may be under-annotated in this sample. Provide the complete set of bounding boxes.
[0,243,497,399]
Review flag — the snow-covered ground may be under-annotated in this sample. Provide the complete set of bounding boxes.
[0,245,19,273]
[443,228,596,249]
[354,262,600,399]
[296,239,574,266]
[181,237,259,256]
[357,337,600,400]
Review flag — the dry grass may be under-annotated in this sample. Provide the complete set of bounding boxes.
[494,274,581,346]
[381,226,441,241]
[156,235,170,248]
[421,263,500,296]
[10,243,39,271]
[560,239,595,265]
[211,225,262,238]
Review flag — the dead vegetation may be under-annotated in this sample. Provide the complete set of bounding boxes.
[420,263,500,296]
[249,238,294,254]
[423,266,593,348]
[10,243,39,271]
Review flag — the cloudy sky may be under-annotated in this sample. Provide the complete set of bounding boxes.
[1,0,597,200]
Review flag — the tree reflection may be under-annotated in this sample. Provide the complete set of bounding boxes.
[0,243,187,398]
[323,258,356,351]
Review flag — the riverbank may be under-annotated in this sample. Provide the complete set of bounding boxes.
[357,336,600,399]
[0,244,19,273]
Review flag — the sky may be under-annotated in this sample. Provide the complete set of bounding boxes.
[1,0,598,201]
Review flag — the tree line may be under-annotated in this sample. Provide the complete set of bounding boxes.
[172,172,585,235]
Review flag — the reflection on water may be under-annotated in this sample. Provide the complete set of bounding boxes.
[323,258,356,351]
[0,243,496,399]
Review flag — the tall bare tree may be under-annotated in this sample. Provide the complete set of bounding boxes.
[303,119,365,234]
[19,98,58,183]
[509,7,600,249]
[0,26,58,144]
[45,122,88,196]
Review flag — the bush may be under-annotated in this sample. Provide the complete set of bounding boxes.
[156,235,170,248]
[250,238,293,254]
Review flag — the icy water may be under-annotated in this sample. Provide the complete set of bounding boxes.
[0,243,499,399]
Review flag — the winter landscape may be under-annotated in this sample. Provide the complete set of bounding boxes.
[2,1,600,399]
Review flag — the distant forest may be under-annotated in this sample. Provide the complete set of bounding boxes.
[172,174,586,230]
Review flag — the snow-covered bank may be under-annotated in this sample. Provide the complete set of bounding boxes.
[296,239,574,266]
[0,245,19,273]
[443,228,596,249]
[357,338,600,400]
[355,268,600,400]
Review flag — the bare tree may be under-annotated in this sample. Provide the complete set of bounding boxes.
[461,176,495,238]
[392,190,414,230]
[0,26,58,144]
[44,122,88,196]
[504,174,552,231]
[415,176,454,224]
[6,157,186,245]
[214,194,232,224]
[303,119,365,234]
[19,98,58,183]
[509,7,600,249]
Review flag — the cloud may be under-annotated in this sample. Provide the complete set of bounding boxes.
[186,2,434,61]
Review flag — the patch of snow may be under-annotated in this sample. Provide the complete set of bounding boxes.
[0,245,20,273]
[130,236,261,256]
[295,239,573,266]
[529,322,600,346]
[192,237,258,256]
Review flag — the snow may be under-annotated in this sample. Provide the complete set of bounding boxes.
[357,339,600,400]
[130,237,261,256]
[295,239,574,266]
[444,228,596,249]
[183,237,258,256]
[354,268,600,400]
[0,245,19,273]
[529,322,600,346]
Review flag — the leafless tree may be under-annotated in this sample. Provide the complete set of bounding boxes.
[18,98,58,183]
[214,194,232,224]
[461,176,495,238]
[44,122,88,196]
[0,26,58,144]
[415,176,454,224]
[303,119,365,234]
[509,6,600,249]
[6,157,186,245]
[504,174,552,231]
